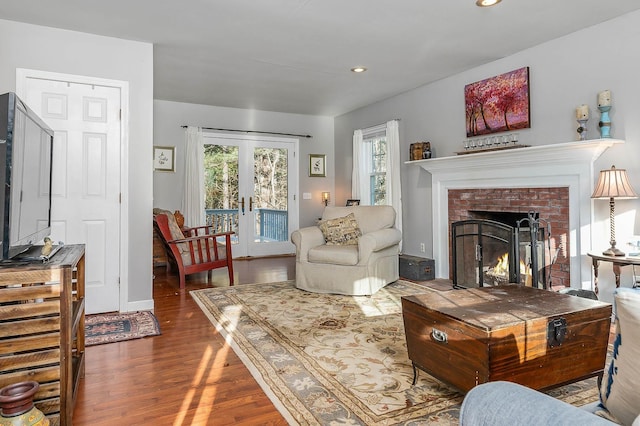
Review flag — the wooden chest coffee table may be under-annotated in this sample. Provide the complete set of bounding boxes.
[401,285,611,392]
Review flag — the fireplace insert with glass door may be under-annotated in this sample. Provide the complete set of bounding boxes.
[451,213,548,289]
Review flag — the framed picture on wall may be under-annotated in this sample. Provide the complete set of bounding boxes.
[309,154,326,177]
[464,66,531,137]
[346,199,360,206]
[154,146,175,172]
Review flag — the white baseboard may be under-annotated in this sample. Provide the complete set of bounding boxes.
[123,299,155,313]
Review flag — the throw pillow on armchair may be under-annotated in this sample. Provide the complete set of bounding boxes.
[318,213,362,245]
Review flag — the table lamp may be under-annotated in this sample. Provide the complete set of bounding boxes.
[591,165,638,256]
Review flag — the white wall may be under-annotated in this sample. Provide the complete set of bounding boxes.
[335,10,640,302]
[153,100,334,229]
[0,19,154,309]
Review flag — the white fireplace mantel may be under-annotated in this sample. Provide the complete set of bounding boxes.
[410,139,623,289]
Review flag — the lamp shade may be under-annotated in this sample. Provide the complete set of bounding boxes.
[591,166,638,199]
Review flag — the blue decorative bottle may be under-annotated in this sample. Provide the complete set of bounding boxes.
[598,90,611,138]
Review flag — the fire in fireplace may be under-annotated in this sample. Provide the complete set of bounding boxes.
[487,253,532,286]
[451,211,555,289]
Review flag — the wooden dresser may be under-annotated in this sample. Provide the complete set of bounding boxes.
[0,244,85,425]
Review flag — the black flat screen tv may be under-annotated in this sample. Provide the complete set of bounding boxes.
[0,92,54,259]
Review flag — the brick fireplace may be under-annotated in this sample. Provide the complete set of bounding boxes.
[448,187,569,289]
[414,139,622,290]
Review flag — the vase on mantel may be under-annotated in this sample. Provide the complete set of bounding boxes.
[0,382,49,426]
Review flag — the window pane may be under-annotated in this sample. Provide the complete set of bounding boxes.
[373,154,386,173]
[204,144,239,210]
[204,144,239,236]
[366,136,387,204]
[371,174,386,205]
[253,147,289,243]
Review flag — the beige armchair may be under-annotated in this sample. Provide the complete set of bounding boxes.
[291,205,401,295]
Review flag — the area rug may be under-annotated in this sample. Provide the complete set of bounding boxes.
[85,311,161,346]
[191,281,601,425]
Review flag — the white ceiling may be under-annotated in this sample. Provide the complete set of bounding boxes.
[2,1,640,117]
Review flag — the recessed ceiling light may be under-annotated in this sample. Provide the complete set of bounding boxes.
[351,67,367,73]
[476,0,501,7]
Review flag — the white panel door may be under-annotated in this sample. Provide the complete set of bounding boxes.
[20,78,122,314]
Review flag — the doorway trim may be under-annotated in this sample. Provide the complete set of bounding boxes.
[16,68,130,313]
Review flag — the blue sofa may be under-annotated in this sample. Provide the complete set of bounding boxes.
[460,381,612,425]
[460,288,640,426]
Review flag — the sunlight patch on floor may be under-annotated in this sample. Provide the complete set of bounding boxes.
[173,344,217,425]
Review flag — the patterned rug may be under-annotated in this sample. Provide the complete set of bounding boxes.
[85,311,161,346]
[191,280,601,425]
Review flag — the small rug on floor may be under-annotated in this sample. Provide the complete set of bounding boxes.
[85,311,161,346]
[191,280,602,425]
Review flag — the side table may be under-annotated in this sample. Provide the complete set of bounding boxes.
[587,252,640,295]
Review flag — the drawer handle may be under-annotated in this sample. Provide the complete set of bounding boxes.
[431,328,448,343]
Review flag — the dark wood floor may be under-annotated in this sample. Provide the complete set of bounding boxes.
[73,256,295,425]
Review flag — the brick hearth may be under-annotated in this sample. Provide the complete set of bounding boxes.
[448,187,569,288]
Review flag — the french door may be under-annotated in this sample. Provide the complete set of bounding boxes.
[204,133,298,257]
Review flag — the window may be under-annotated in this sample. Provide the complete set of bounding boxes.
[352,120,402,246]
[353,126,388,206]
[367,134,387,205]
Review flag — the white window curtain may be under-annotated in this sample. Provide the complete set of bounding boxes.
[351,120,403,249]
[182,126,205,227]
[351,129,364,200]
[385,120,402,247]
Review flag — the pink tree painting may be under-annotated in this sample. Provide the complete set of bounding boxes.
[465,67,530,137]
